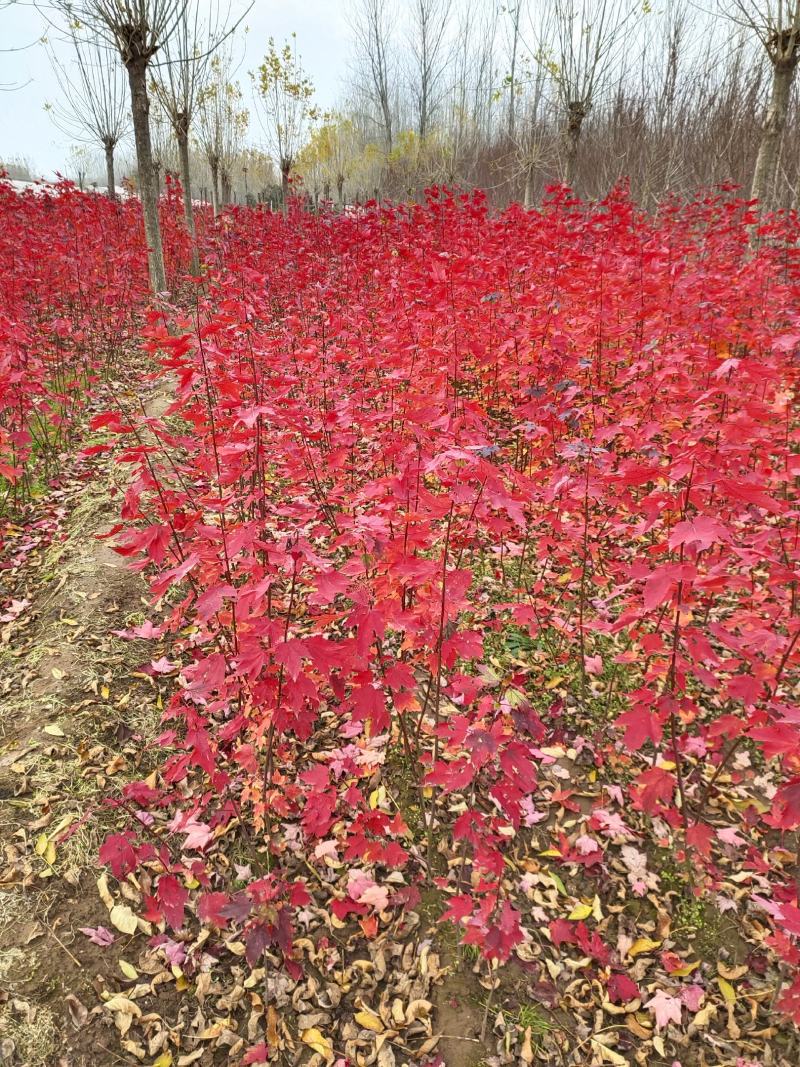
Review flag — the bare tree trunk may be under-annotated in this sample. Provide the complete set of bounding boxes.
[508,4,520,140]
[381,96,393,153]
[523,160,535,209]
[337,175,344,205]
[104,141,116,200]
[564,101,587,190]
[752,60,796,208]
[176,124,198,273]
[355,0,395,153]
[210,159,220,217]
[127,57,166,292]
[281,160,290,210]
[221,169,232,206]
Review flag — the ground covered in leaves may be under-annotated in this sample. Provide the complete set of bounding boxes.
[1,443,796,1067]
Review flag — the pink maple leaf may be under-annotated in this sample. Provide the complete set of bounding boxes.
[584,654,603,676]
[717,826,745,848]
[150,656,178,674]
[79,925,115,946]
[646,989,683,1030]
[181,816,214,851]
[681,984,705,1012]
[358,885,390,911]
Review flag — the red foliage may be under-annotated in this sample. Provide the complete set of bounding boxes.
[6,179,800,1021]
[106,188,800,996]
[0,176,191,506]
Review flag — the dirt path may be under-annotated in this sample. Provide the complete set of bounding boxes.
[0,387,173,1066]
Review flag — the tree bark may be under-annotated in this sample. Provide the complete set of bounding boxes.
[126,57,166,293]
[507,2,520,141]
[210,159,220,217]
[381,94,393,153]
[221,169,232,207]
[523,160,535,210]
[281,160,290,210]
[176,122,199,274]
[564,101,587,191]
[337,176,344,205]
[104,141,116,200]
[751,60,797,209]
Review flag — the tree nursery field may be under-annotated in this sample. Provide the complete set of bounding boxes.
[2,178,800,1067]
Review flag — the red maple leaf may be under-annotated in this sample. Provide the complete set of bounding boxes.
[616,707,663,749]
[99,833,138,879]
[198,892,230,927]
[158,875,188,930]
[607,972,640,1004]
[482,900,523,962]
[549,917,577,949]
[632,766,674,814]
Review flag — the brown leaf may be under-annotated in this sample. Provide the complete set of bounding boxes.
[625,1014,651,1039]
[267,1005,280,1047]
[520,1026,534,1064]
[64,994,88,1029]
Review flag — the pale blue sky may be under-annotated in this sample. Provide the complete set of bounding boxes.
[1,0,354,176]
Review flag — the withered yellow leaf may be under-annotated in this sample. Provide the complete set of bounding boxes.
[568,902,593,921]
[627,937,661,958]
[355,1009,384,1033]
[669,961,700,977]
[109,904,138,936]
[35,833,56,866]
[717,977,736,1005]
[301,1027,334,1062]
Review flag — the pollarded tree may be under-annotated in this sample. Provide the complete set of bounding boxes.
[151,1,208,258]
[67,142,93,189]
[302,113,360,205]
[197,51,248,214]
[530,0,639,190]
[295,128,325,205]
[149,93,178,194]
[218,83,247,205]
[152,1,247,268]
[255,35,316,204]
[238,145,275,203]
[726,1,800,209]
[45,26,130,197]
[55,0,192,292]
